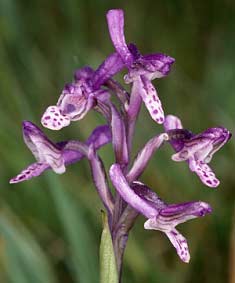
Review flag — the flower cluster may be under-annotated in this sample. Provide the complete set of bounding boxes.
[10,8,231,267]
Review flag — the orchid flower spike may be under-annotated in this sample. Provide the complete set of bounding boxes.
[164,115,231,188]
[106,9,175,124]
[10,121,111,183]
[109,163,212,263]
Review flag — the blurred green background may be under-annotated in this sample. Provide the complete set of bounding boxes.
[0,0,235,282]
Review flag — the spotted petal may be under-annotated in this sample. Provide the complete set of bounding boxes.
[144,200,212,263]
[165,229,190,263]
[191,160,220,188]
[10,163,48,184]
[164,115,231,188]
[136,76,164,124]
[41,105,71,130]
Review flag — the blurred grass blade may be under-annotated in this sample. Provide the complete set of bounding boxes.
[99,212,118,283]
[0,210,57,283]
[47,174,98,283]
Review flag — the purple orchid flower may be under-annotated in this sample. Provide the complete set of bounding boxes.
[164,115,231,188]
[110,163,212,263]
[41,67,107,130]
[41,53,126,131]
[10,121,111,183]
[106,9,175,124]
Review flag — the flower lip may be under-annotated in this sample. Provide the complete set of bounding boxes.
[41,105,71,130]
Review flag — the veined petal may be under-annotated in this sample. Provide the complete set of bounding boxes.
[136,76,164,124]
[159,201,212,225]
[144,201,211,232]
[106,9,133,65]
[171,137,212,162]
[23,121,65,174]
[109,164,158,218]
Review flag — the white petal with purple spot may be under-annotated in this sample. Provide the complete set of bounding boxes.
[41,105,70,130]
[165,229,190,263]
[137,76,164,124]
[194,162,220,188]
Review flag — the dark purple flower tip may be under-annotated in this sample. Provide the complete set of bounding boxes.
[74,66,94,81]
[127,43,141,60]
[23,120,42,136]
